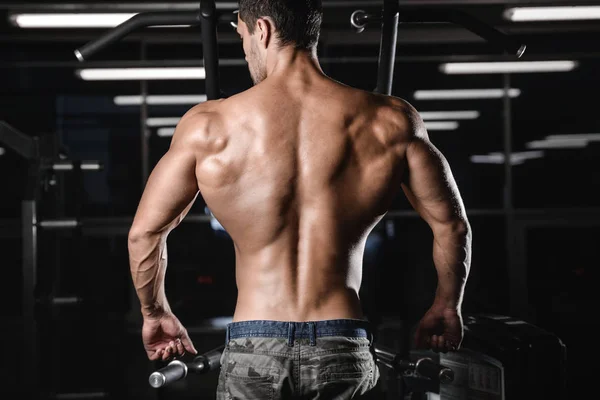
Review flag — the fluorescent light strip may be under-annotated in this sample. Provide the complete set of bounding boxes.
[157,127,177,137]
[504,6,600,22]
[414,89,521,100]
[114,95,207,106]
[77,67,206,81]
[547,134,600,142]
[146,117,182,127]
[526,139,588,150]
[424,121,459,131]
[471,151,544,165]
[420,111,480,120]
[10,13,137,28]
[440,61,578,74]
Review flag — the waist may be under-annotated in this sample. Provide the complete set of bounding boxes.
[225,319,373,343]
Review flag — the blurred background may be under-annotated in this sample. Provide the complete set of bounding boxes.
[1,0,598,399]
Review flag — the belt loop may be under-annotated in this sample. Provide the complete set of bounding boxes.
[225,325,230,346]
[309,322,317,346]
[288,322,295,347]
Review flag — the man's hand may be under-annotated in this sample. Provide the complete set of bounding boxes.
[414,305,463,353]
[142,312,198,361]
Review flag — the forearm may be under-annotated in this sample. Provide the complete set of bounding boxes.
[431,220,472,309]
[128,232,171,318]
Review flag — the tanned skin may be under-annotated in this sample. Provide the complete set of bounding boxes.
[128,14,472,362]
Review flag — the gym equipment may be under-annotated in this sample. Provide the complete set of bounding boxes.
[440,314,567,400]
[352,0,526,96]
[74,0,225,101]
[0,120,104,398]
[147,343,454,399]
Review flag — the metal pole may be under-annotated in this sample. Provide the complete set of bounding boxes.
[375,0,399,95]
[200,0,221,99]
[502,73,526,318]
[140,41,150,185]
[22,198,38,396]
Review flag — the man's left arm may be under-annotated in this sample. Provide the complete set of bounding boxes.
[127,117,200,320]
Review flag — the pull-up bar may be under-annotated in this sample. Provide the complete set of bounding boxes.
[74,0,224,100]
[352,0,527,95]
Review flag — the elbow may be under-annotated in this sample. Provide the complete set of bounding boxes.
[434,217,472,243]
[128,225,161,246]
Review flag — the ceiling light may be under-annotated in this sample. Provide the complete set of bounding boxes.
[114,95,207,106]
[423,121,459,131]
[419,111,480,120]
[76,67,206,81]
[440,60,577,74]
[526,139,588,150]
[414,89,521,100]
[471,151,544,165]
[504,6,600,21]
[157,127,177,137]
[146,117,182,127]
[10,13,137,28]
[547,134,600,142]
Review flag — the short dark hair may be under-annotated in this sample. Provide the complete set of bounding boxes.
[238,0,323,50]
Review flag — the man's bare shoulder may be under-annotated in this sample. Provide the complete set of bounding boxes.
[364,93,426,148]
[171,100,227,149]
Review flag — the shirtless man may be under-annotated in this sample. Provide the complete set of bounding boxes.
[128,1,472,398]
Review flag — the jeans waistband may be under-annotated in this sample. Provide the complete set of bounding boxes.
[225,319,374,347]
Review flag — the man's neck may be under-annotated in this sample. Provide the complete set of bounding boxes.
[266,46,324,79]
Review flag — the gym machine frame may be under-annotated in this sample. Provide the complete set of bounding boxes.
[0,121,103,399]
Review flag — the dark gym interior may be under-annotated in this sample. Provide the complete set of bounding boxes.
[1,0,597,399]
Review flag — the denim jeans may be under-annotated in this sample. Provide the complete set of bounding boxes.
[216,319,381,399]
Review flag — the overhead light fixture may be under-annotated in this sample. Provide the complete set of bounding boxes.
[9,13,137,28]
[470,151,544,165]
[440,61,578,74]
[547,134,600,142]
[114,95,207,106]
[414,89,521,100]
[157,127,177,137]
[525,133,600,149]
[504,6,600,21]
[420,111,480,120]
[526,138,588,150]
[146,117,182,127]
[423,121,459,131]
[76,67,206,81]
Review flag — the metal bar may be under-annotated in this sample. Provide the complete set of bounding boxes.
[74,11,201,61]
[3,50,600,70]
[54,392,109,399]
[400,8,526,57]
[0,121,36,160]
[502,72,526,319]
[375,0,399,95]
[3,0,597,11]
[22,200,38,396]
[200,0,221,100]
[512,221,531,321]
[140,42,151,185]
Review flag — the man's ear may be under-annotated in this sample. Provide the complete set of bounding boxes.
[255,18,274,48]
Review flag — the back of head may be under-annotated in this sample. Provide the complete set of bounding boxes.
[238,0,323,50]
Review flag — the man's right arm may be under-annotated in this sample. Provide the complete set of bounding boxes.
[400,109,472,311]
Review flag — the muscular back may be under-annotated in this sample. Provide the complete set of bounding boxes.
[191,75,412,322]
